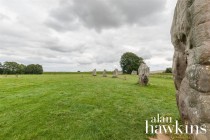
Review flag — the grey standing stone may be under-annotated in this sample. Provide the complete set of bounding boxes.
[171,0,210,139]
[112,69,118,78]
[102,69,107,77]
[138,63,149,85]
[92,69,97,76]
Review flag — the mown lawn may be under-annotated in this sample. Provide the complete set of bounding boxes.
[0,73,179,140]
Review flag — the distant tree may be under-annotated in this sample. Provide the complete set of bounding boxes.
[35,64,43,74]
[120,52,144,74]
[25,64,33,74]
[25,64,43,74]
[165,67,172,73]
[3,61,20,74]
[17,64,26,74]
[0,62,3,74]
[0,61,43,75]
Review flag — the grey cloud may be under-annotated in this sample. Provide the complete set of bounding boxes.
[0,0,177,72]
[112,0,165,23]
[166,57,173,61]
[46,0,166,31]
[137,47,153,60]
[0,13,10,21]
[76,57,93,65]
[45,42,88,54]
[95,50,120,64]
[141,53,152,60]
[46,18,80,32]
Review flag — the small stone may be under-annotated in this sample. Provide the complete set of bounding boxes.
[112,69,118,78]
[92,69,97,76]
[102,69,107,77]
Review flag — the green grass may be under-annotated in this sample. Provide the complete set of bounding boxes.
[0,74,179,140]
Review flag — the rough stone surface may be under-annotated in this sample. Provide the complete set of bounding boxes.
[112,69,118,78]
[171,0,210,139]
[102,69,107,77]
[138,63,150,85]
[92,69,97,76]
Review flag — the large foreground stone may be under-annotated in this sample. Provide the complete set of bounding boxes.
[138,63,149,85]
[171,0,210,139]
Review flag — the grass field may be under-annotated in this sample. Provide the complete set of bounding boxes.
[0,73,180,140]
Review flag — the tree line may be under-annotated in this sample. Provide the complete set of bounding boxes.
[0,62,43,74]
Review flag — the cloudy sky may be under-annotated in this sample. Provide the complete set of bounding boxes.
[0,0,177,72]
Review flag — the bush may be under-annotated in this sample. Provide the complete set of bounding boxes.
[165,68,172,73]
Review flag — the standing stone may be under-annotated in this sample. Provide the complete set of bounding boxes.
[112,69,118,78]
[171,0,210,139]
[102,69,107,77]
[131,70,137,75]
[138,63,149,85]
[92,69,97,76]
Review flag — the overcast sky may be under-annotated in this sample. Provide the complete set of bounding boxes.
[0,0,177,72]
